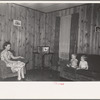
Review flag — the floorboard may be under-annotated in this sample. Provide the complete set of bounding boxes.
[0,68,71,81]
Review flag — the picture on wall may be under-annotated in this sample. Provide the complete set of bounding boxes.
[13,20,21,26]
[95,26,100,32]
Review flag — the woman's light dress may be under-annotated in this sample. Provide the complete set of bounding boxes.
[1,50,25,73]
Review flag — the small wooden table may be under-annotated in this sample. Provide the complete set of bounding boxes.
[33,52,54,69]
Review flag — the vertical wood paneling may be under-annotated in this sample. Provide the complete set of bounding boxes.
[47,13,51,47]
[92,4,97,54]
[89,4,94,54]
[85,4,92,54]
[45,4,100,71]
[50,12,56,52]
[94,5,99,54]
[40,13,45,46]
[7,4,12,43]
[10,4,15,51]
[80,6,86,53]
[34,11,41,68]
[15,5,20,56]
[0,4,4,49]
[70,13,79,54]
[97,5,100,55]
[0,4,1,49]
[82,5,87,53]
[77,6,82,53]
[26,8,34,70]
[45,13,52,67]
[0,3,46,70]
[1,3,100,70]
[53,17,60,69]
[25,8,30,65]
[45,13,50,46]
[46,4,100,55]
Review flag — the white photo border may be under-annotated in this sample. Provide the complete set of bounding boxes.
[0,1,100,99]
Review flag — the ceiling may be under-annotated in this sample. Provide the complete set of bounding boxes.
[16,3,84,12]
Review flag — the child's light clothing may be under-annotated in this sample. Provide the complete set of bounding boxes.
[70,58,78,68]
[79,61,88,69]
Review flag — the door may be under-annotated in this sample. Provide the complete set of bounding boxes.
[70,13,79,54]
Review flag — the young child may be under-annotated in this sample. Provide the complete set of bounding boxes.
[77,55,88,70]
[67,54,78,68]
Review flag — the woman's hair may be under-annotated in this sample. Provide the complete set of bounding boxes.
[3,41,11,49]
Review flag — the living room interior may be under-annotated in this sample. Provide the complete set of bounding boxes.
[0,3,100,81]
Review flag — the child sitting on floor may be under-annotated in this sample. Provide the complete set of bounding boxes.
[77,55,88,70]
[67,54,78,69]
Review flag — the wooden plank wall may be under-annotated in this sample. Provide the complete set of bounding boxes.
[78,4,100,54]
[0,3,45,70]
[0,3,100,70]
[46,4,100,55]
[45,4,100,70]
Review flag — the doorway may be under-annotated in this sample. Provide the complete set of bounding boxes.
[59,15,71,60]
[70,13,79,55]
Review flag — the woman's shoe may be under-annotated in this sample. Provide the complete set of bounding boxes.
[17,80,21,81]
[17,78,21,81]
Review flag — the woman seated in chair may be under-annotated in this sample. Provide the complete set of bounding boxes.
[1,41,25,81]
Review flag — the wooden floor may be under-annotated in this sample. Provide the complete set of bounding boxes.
[0,68,71,81]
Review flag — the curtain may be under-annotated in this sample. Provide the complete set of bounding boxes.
[59,15,71,60]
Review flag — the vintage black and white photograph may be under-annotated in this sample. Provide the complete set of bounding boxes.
[0,2,100,82]
[0,1,100,99]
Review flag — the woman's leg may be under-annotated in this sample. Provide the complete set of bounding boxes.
[17,62,25,80]
[20,67,25,79]
[17,68,21,80]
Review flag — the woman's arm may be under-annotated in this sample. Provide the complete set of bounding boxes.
[11,55,23,59]
[10,51,24,59]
